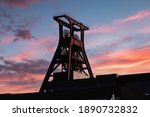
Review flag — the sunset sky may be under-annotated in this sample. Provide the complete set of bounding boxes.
[0,0,150,94]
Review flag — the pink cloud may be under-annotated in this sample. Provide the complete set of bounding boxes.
[87,18,128,34]
[0,0,40,8]
[87,9,150,34]
[0,73,44,94]
[90,46,150,75]
[8,51,33,62]
[137,24,150,34]
[0,36,14,45]
[25,35,57,58]
[0,34,59,94]
[114,9,150,24]
[3,34,56,62]
[87,25,120,34]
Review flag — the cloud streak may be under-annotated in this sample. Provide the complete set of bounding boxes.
[0,58,49,93]
[90,45,150,75]
[0,0,39,8]
[0,8,37,42]
[114,9,150,24]
[87,24,120,34]
[87,9,150,34]
[0,73,43,94]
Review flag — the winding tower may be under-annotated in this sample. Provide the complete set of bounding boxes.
[40,14,93,92]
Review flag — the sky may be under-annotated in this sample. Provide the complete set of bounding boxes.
[0,0,150,94]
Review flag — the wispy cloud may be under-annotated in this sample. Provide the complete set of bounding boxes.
[0,0,39,8]
[0,36,14,45]
[90,45,150,75]
[114,9,150,24]
[2,34,56,62]
[0,34,58,94]
[0,73,43,94]
[0,58,49,93]
[137,24,150,34]
[87,9,150,35]
[0,8,38,42]
[87,24,121,34]
[1,58,49,75]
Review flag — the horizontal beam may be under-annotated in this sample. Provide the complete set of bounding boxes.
[53,14,89,30]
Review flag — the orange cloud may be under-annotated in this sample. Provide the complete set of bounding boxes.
[0,84,37,94]
[114,9,150,24]
[91,46,150,75]
[0,73,44,94]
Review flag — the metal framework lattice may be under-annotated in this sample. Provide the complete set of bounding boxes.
[40,14,93,92]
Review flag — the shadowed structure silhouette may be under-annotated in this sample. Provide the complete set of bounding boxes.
[40,14,94,92]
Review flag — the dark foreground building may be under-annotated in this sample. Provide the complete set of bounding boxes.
[0,73,150,100]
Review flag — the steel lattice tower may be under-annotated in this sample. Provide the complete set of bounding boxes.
[40,14,93,92]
